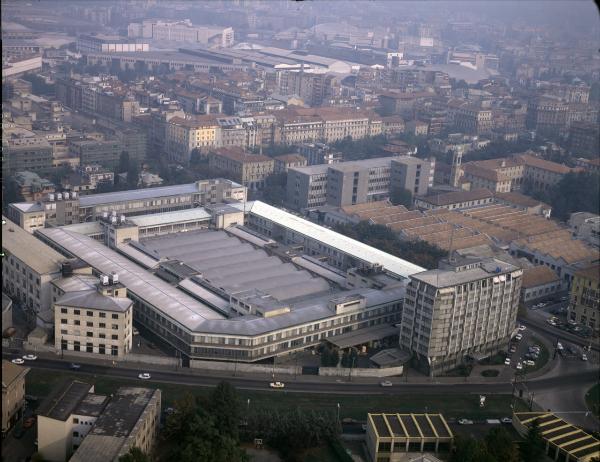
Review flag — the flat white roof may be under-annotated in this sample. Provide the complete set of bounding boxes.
[246,202,426,278]
[129,208,211,228]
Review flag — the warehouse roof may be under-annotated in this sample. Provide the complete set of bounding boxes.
[2,216,64,275]
[37,227,225,330]
[129,208,211,228]
[78,182,199,207]
[244,201,425,278]
[37,380,93,421]
[521,265,560,288]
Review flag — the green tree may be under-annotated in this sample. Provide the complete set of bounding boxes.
[519,419,546,462]
[119,151,130,174]
[118,446,149,462]
[127,159,140,188]
[390,187,413,208]
[450,435,497,462]
[209,381,241,440]
[547,171,600,220]
[484,427,519,462]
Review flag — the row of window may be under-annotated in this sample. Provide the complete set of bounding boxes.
[59,308,120,319]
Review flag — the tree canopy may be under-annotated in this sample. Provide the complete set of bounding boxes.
[334,221,447,269]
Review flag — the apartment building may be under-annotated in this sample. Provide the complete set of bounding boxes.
[520,153,575,192]
[55,274,134,358]
[400,257,522,375]
[37,381,108,462]
[166,115,220,163]
[462,158,524,193]
[569,121,600,157]
[526,97,568,136]
[297,142,342,165]
[286,157,434,210]
[2,217,64,325]
[568,265,599,331]
[273,154,307,174]
[453,104,493,135]
[13,171,55,202]
[414,188,494,211]
[208,147,274,190]
[2,361,29,437]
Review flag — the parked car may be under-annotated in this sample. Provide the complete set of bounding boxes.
[582,354,588,361]
[501,417,513,424]
[380,380,393,387]
[524,360,535,367]
[514,334,523,341]
[509,345,517,353]
[138,373,151,380]
[556,342,564,350]
[518,325,526,331]
[504,358,511,366]
[13,427,25,439]
[11,358,25,365]
[269,381,285,389]
[23,417,35,429]
[458,419,474,425]
[133,328,140,336]
[22,354,37,361]
[24,395,38,403]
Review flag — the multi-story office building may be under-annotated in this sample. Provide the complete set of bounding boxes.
[7,179,246,230]
[390,156,435,197]
[208,147,274,190]
[568,265,599,331]
[128,19,234,47]
[2,361,29,437]
[286,157,435,210]
[77,35,149,53]
[69,139,121,169]
[400,257,522,375]
[2,217,64,325]
[54,274,134,358]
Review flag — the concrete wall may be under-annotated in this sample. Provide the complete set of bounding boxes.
[190,359,301,376]
[319,365,403,377]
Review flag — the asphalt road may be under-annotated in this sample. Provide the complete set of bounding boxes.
[12,355,599,396]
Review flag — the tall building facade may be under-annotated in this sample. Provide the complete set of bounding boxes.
[400,257,522,375]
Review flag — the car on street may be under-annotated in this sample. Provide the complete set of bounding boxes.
[582,354,588,361]
[380,380,393,387]
[133,328,140,336]
[22,354,37,361]
[524,360,535,367]
[138,373,151,380]
[458,419,474,425]
[269,381,285,389]
[516,362,523,370]
[23,417,35,429]
[518,325,526,331]
[514,333,523,341]
[556,342,564,350]
[69,363,81,370]
[11,358,25,365]
[504,358,511,366]
[501,417,513,424]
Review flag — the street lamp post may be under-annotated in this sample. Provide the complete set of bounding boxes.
[336,403,340,425]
